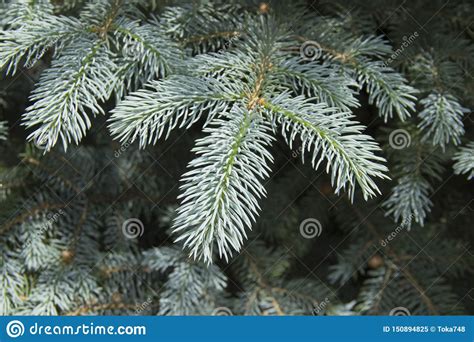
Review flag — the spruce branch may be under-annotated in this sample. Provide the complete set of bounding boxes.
[172,110,274,263]
[0,14,85,75]
[109,75,242,147]
[110,15,390,261]
[453,141,474,179]
[22,39,116,151]
[418,92,468,148]
[263,94,388,200]
[383,138,444,226]
[0,121,7,140]
[143,246,226,315]
[295,34,417,121]
[353,59,417,121]
[0,257,26,315]
[383,175,433,226]
[111,17,181,98]
[275,58,359,110]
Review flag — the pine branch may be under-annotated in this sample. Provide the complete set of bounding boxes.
[160,2,243,52]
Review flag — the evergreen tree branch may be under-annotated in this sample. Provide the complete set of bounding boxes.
[22,39,116,151]
[453,141,474,179]
[109,76,242,147]
[274,58,358,110]
[0,15,85,75]
[418,92,468,148]
[263,94,388,200]
[383,135,444,226]
[172,110,274,263]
